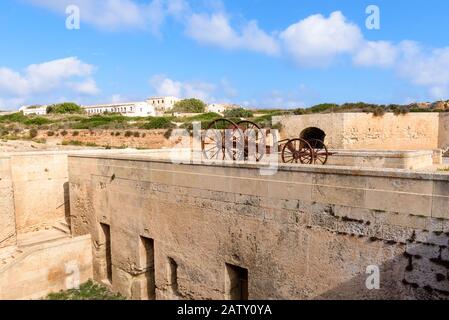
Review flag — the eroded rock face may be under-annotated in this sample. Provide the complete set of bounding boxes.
[69,156,449,300]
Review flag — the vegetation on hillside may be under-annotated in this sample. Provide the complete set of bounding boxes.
[292,102,447,116]
[45,280,125,300]
[47,102,84,114]
[224,108,254,118]
[140,117,176,129]
[172,98,206,113]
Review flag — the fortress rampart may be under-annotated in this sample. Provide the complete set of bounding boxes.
[68,154,449,299]
[273,113,449,151]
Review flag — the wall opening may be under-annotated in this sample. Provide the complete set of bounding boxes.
[300,127,326,146]
[100,223,112,283]
[167,257,179,293]
[225,263,249,300]
[139,236,155,299]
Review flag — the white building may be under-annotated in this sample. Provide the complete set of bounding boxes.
[19,105,48,115]
[83,101,156,117]
[147,97,180,114]
[206,103,240,114]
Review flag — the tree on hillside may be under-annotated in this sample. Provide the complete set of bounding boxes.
[172,99,206,113]
[47,102,84,114]
[223,108,253,118]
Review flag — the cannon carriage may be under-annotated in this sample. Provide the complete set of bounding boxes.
[201,118,332,164]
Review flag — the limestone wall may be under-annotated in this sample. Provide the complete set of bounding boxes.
[326,150,434,169]
[0,235,93,300]
[68,155,449,300]
[0,149,159,239]
[7,152,70,233]
[439,113,449,151]
[274,113,345,148]
[0,157,16,248]
[273,113,442,150]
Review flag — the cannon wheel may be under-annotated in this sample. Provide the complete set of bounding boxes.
[281,138,314,164]
[202,118,244,160]
[237,120,265,161]
[308,139,329,165]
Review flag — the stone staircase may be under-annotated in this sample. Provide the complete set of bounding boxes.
[0,219,71,268]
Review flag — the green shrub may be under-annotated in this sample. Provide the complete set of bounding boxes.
[223,108,253,118]
[293,108,309,115]
[177,112,221,123]
[124,131,133,137]
[141,117,175,130]
[71,115,128,129]
[24,117,53,126]
[133,131,140,138]
[46,280,125,300]
[115,132,121,136]
[72,131,79,136]
[308,103,339,113]
[0,112,27,123]
[47,131,55,136]
[47,102,84,114]
[33,138,46,144]
[62,140,83,146]
[29,128,38,139]
[393,106,410,115]
[252,114,273,128]
[86,142,98,147]
[372,107,386,117]
[172,98,206,113]
[61,130,68,136]
[164,128,173,139]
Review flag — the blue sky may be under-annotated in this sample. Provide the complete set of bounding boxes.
[1,0,449,110]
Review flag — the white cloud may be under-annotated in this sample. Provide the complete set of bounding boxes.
[185,13,280,55]
[353,41,399,68]
[29,0,165,33]
[0,57,98,109]
[0,98,27,110]
[69,78,100,95]
[150,75,183,97]
[395,43,449,99]
[280,11,363,67]
[150,75,217,101]
[110,94,127,103]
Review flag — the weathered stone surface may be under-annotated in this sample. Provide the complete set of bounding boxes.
[68,154,449,300]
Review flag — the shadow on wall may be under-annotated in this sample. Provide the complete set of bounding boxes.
[316,231,449,300]
[63,182,71,226]
[300,127,326,143]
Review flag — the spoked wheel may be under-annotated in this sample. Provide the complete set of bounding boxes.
[237,120,265,161]
[281,138,314,164]
[202,118,244,160]
[308,139,329,165]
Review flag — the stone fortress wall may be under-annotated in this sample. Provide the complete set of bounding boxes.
[1,111,449,300]
[68,154,449,300]
[273,113,449,151]
[0,151,93,299]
